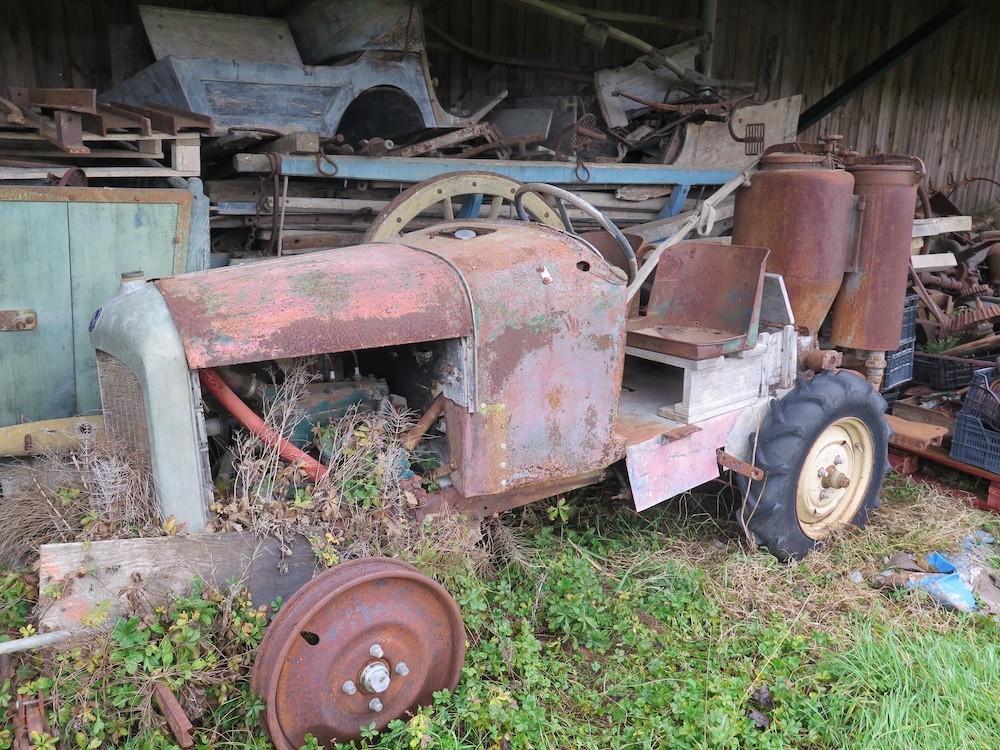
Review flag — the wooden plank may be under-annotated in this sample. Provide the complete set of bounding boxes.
[911,215,972,237]
[0,416,105,457]
[891,397,956,435]
[256,132,320,155]
[138,5,301,65]
[0,166,192,179]
[910,252,957,273]
[37,533,317,633]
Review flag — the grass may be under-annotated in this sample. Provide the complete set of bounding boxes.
[1,469,999,749]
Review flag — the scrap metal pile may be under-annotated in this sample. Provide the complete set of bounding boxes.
[0,0,800,259]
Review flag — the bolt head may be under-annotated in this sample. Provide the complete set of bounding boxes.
[369,698,383,712]
[818,467,829,478]
[369,643,384,658]
[395,661,409,677]
[820,490,830,500]
[834,455,843,465]
[342,680,357,695]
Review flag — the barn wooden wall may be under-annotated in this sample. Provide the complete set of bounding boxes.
[1,0,997,209]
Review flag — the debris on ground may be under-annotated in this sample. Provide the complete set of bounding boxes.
[872,533,1000,613]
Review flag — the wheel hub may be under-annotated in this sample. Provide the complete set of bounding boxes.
[252,558,465,749]
[796,417,875,539]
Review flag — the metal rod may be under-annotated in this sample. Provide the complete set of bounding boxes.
[0,630,73,655]
[798,0,970,133]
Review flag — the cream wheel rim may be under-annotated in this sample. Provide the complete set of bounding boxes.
[795,417,875,539]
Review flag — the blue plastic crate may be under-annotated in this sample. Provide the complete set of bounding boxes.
[950,412,1000,474]
[882,341,914,390]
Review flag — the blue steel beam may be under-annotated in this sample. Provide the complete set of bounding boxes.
[233,153,739,187]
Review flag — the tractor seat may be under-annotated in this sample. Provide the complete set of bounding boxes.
[626,241,770,361]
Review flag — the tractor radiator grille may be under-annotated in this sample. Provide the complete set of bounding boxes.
[96,350,153,479]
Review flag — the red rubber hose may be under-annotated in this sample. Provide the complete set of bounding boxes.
[199,368,328,482]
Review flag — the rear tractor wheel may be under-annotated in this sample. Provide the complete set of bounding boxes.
[738,370,890,561]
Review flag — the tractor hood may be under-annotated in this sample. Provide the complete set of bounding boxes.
[154,242,475,368]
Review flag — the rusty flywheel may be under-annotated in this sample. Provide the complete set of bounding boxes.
[251,557,466,748]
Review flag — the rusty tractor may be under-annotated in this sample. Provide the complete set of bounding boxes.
[89,143,926,746]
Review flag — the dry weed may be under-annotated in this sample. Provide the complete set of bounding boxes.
[701,475,990,644]
[210,361,489,584]
[0,438,160,566]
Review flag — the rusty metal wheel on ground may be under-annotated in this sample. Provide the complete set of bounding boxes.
[252,557,466,749]
[361,171,565,242]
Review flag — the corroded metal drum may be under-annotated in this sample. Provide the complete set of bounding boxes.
[831,155,925,351]
[733,152,855,334]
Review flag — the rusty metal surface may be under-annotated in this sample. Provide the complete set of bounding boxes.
[716,448,764,481]
[152,683,195,749]
[0,309,36,332]
[732,152,855,334]
[626,241,769,360]
[626,410,740,511]
[832,156,925,350]
[252,557,465,749]
[155,243,474,369]
[399,220,627,499]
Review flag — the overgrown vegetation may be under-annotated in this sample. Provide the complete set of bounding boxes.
[2,471,999,749]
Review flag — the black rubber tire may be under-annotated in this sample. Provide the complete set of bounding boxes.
[737,370,890,561]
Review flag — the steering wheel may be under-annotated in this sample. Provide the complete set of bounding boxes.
[513,183,638,284]
[362,172,565,242]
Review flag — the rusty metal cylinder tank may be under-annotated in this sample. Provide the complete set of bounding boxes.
[830,156,925,351]
[732,152,855,334]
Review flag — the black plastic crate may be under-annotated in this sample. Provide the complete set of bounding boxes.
[900,294,919,346]
[913,353,994,391]
[950,412,1000,474]
[882,341,915,390]
[960,368,1000,431]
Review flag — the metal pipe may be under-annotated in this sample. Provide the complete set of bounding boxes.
[199,368,328,482]
[699,0,718,77]
[403,395,446,452]
[0,630,73,655]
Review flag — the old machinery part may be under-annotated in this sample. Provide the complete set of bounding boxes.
[831,155,926,351]
[737,370,889,561]
[732,150,855,335]
[199,368,328,482]
[252,557,465,749]
[361,172,565,242]
[512,183,637,283]
[800,349,844,372]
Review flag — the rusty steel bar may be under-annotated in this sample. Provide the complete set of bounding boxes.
[716,449,764,481]
[403,395,446,452]
[152,683,195,749]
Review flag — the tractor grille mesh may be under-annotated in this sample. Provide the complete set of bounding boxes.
[96,350,152,479]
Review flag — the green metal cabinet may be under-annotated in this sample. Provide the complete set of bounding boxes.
[0,187,191,427]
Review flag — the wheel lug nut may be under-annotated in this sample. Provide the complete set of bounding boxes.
[342,681,357,695]
[395,662,409,677]
[369,698,383,712]
[834,455,843,465]
[817,468,829,478]
[820,490,830,500]
[369,643,384,658]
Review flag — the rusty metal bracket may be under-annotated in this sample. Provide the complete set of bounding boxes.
[152,682,195,748]
[717,449,764,481]
[0,309,37,332]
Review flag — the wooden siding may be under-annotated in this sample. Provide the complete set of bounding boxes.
[1,0,997,208]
